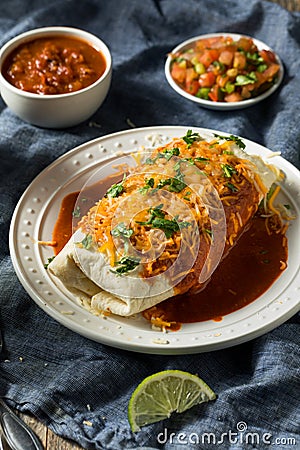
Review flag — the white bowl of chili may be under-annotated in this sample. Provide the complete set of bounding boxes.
[0,26,112,128]
[165,33,284,110]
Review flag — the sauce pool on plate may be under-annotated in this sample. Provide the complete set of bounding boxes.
[2,36,106,95]
[143,216,288,329]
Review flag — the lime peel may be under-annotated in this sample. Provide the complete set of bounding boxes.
[128,369,216,432]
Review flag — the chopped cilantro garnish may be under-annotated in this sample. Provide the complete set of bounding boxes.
[136,204,165,225]
[145,149,179,165]
[173,160,187,182]
[145,157,156,165]
[186,157,198,165]
[72,206,81,218]
[111,256,140,275]
[105,174,126,198]
[183,191,191,201]
[111,223,133,239]
[157,177,186,193]
[213,133,246,150]
[44,256,55,269]
[150,217,191,238]
[284,204,291,210]
[221,163,237,178]
[182,130,202,148]
[111,223,134,253]
[80,234,93,250]
[226,182,239,192]
[162,147,180,160]
[136,204,191,238]
[138,177,155,194]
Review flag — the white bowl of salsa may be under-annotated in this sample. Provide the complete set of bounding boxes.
[165,33,284,110]
[0,26,112,128]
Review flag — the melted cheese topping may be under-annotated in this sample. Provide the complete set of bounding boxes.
[78,135,281,280]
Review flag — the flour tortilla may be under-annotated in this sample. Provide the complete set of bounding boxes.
[48,232,174,316]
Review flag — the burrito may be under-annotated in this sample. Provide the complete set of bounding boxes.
[48,131,281,317]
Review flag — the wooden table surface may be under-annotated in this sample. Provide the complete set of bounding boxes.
[1,0,299,449]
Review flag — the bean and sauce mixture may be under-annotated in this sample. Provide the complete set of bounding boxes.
[2,36,106,94]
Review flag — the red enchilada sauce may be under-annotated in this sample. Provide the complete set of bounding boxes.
[51,189,288,327]
[143,216,288,329]
[2,36,106,95]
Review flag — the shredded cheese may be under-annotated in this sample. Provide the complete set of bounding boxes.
[77,135,286,284]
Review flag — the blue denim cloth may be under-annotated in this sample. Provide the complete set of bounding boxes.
[0,1,299,449]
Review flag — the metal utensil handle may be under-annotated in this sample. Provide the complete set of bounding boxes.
[0,400,43,450]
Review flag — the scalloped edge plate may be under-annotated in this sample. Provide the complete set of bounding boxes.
[9,126,300,354]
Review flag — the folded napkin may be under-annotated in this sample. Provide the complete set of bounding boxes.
[0,0,299,449]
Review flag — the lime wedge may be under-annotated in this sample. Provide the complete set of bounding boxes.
[128,369,216,432]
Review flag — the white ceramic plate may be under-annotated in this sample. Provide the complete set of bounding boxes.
[9,126,300,354]
[165,33,284,110]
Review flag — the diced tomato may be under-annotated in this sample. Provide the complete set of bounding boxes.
[171,62,186,84]
[219,50,234,66]
[236,37,255,52]
[185,67,197,84]
[196,37,223,51]
[208,85,222,102]
[241,86,252,99]
[224,92,243,102]
[216,74,229,88]
[233,52,247,69]
[199,49,220,68]
[261,63,280,80]
[260,49,277,64]
[199,71,216,88]
[245,71,264,91]
[186,79,200,95]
